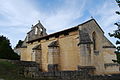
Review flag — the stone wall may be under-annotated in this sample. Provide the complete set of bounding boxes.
[26,30,80,72]
[2,59,120,80]
[8,60,120,80]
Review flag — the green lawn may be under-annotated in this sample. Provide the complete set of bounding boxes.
[0,60,54,80]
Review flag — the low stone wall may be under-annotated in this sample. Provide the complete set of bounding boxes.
[6,60,90,80]
[16,61,120,80]
[1,59,120,80]
[90,74,120,80]
[38,71,90,80]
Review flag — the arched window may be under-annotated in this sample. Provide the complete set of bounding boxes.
[92,32,96,50]
[32,44,42,70]
[35,27,38,35]
[48,41,59,71]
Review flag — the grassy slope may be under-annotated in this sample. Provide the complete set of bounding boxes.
[0,60,34,80]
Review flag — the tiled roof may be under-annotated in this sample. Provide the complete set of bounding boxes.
[27,26,78,43]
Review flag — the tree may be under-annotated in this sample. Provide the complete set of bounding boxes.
[0,35,20,60]
[15,40,23,48]
[109,0,120,64]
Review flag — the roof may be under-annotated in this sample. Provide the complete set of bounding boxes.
[27,19,103,43]
[21,37,27,48]
[78,19,104,33]
[48,41,58,47]
[32,44,41,50]
[104,35,116,47]
[27,26,78,43]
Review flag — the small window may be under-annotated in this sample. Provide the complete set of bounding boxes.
[40,28,43,32]
[92,32,96,50]
[35,27,38,35]
[26,34,29,41]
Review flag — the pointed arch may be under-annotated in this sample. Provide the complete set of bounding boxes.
[32,44,42,70]
[48,41,59,71]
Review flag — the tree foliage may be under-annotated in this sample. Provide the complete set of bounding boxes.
[0,35,20,60]
[109,0,120,64]
[15,40,23,48]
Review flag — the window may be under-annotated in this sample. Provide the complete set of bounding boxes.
[40,28,43,32]
[26,34,29,41]
[35,27,38,35]
[92,32,96,50]
[48,41,59,71]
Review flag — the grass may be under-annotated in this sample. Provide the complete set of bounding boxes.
[0,60,54,80]
[0,60,32,80]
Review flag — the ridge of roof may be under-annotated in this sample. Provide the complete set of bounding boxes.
[27,26,78,43]
[78,19,104,33]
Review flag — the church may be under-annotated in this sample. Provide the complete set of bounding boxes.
[15,19,120,74]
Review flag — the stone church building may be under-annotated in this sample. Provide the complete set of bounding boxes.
[15,19,120,74]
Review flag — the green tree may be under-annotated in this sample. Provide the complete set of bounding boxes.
[109,0,120,64]
[0,35,20,60]
[15,40,23,48]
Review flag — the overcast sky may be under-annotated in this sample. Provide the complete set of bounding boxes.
[0,0,119,48]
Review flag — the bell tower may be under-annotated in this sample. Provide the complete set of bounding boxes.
[27,20,47,41]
